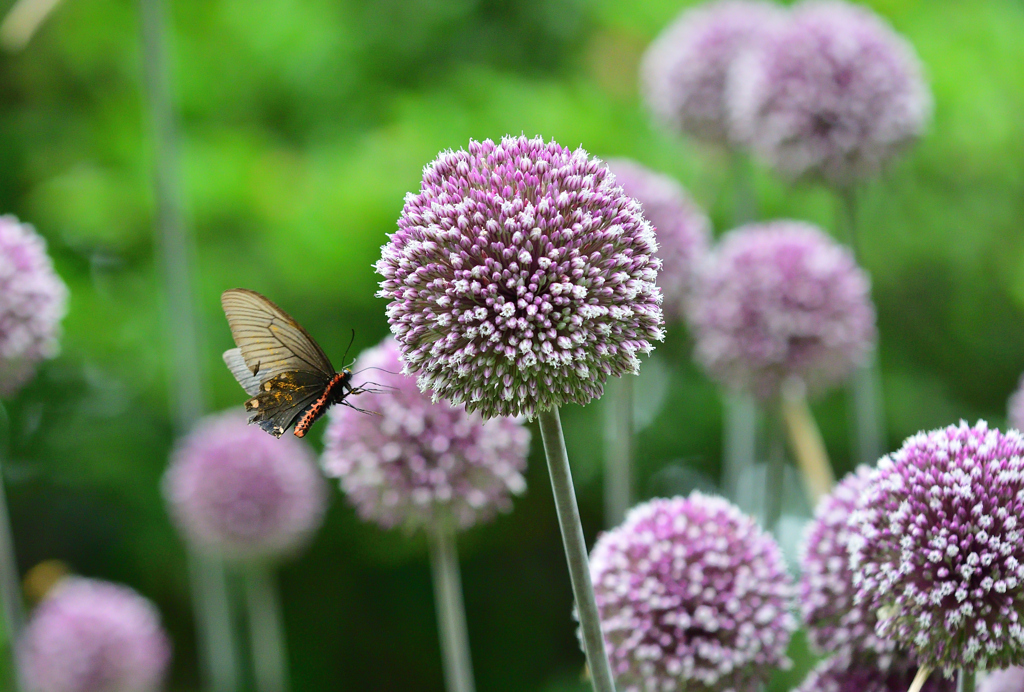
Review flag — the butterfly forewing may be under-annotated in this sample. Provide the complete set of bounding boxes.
[221,288,335,383]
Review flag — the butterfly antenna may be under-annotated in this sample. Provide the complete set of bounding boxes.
[341,329,356,368]
[353,365,403,377]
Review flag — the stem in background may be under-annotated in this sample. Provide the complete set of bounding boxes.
[244,567,289,692]
[722,392,757,503]
[602,376,633,528]
[0,0,62,50]
[731,151,757,226]
[0,403,24,691]
[780,378,834,508]
[189,554,238,692]
[427,526,476,692]
[537,408,616,692]
[908,667,932,692]
[957,669,975,692]
[837,186,886,466]
[763,404,785,531]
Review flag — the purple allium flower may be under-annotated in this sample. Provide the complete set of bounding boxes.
[164,410,327,562]
[18,577,171,692]
[794,656,953,692]
[588,493,795,692]
[849,421,1024,674]
[728,0,931,187]
[376,135,664,420]
[688,221,876,400]
[322,337,530,531]
[640,0,785,147]
[0,215,68,397]
[605,159,711,323]
[980,668,1024,692]
[1008,374,1024,432]
[801,466,899,664]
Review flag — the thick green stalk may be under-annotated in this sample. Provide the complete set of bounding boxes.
[723,393,757,502]
[763,404,785,531]
[957,670,975,692]
[537,408,616,692]
[0,403,23,690]
[427,525,475,692]
[244,567,289,692]
[603,376,633,527]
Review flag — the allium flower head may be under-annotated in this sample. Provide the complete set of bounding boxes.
[376,135,664,419]
[794,656,952,692]
[728,0,931,187]
[18,577,170,692]
[640,0,785,146]
[689,221,875,400]
[979,667,1024,692]
[0,215,68,397]
[589,493,795,692]
[849,421,1024,674]
[801,466,898,664]
[605,159,710,322]
[1008,374,1024,432]
[322,337,530,531]
[164,410,327,562]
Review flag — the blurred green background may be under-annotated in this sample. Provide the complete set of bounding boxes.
[1,0,1023,689]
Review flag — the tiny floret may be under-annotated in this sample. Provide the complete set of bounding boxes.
[588,493,795,692]
[164,410,327,562]
[606,159,710,323]
[0,215,68,397]
[728,0,931,187]
[688,221,875,400]
[849,421,1024,674]
[322,337,530,531]
[18,577,171,692]
[376,135,665,419]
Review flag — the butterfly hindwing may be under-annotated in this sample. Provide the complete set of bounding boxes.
[244,370,332,438]
[221,288,335,384]
[222,347,262,396]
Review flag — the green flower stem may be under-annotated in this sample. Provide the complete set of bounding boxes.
[957,670,975,692]
[427,525,476,692]
[763,404,785,531]
[603,376,633,527]
[723,392,757,501]
[244,566,289,692]
[538,408,616,692]
[0,402,23,691]
[780,378,834,507]
[731,151,757,226]
[188,553,238,692]
[907,666,932,692]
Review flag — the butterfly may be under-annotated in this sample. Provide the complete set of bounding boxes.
[221,288,369,438]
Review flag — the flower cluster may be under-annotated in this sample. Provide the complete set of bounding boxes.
[794,656,952,692]
[322,338,530,531]
[164,410,327,562]
[728,0,931,187]
[18,577,171,692]
[640,0,784,147]
[376,135,664,419]
[589,493,795,692]
[849,421,1024,674]
[0,215,68,397]
[606,159,710,323]
[688,221,875,400]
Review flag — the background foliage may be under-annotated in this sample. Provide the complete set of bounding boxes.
[1,0,1023,689]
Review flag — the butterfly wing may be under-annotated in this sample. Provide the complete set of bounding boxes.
[245,370,332,437]
[222,348,262,396]
[221,288,335,383]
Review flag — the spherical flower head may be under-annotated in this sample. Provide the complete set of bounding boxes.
[588,493,795,692]
[323,337,530,531]
[794,656,953,692]
[801,466,900,664]
[979,667,1024,692]
[728,0,931,187]
[18,577,170,692]
[848,421,1024,674]
[1007,374,1024,432]
[689,221,876,400]
[376,135,664,420]
[605,159,711,323]
[640,0,785,146]
[0,215,68,397]
[164,410,328,562]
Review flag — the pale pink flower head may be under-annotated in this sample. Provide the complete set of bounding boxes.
[794,656,953,692]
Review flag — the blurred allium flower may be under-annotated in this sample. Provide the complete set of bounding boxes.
[801,466,898,664]
[794,656,952,692]
[164,410,327,562]
[0,215,68,397]
[728,0,931,187]
[605,159,710,322]
[640,0,784,146]
[322,337,530,531]
[849,421,1024,674]
[979,668,1024,692]
[689,221,875,400]
[1008,374,1024,431]
[589,493,795,692]
[18,577,170,692]
[376,135,664,419]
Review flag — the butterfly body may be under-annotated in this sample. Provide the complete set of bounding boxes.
[221,288,364,438]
